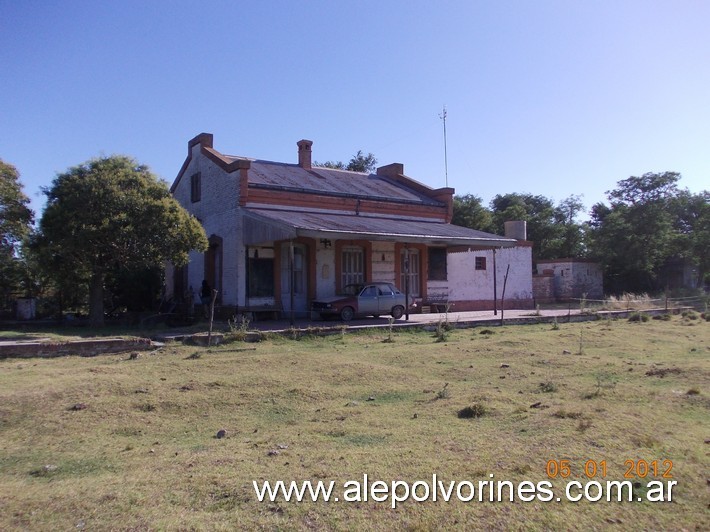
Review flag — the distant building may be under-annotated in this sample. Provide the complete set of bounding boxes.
[533,259,603,303]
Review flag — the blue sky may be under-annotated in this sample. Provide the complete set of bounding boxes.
[2,0,708,220]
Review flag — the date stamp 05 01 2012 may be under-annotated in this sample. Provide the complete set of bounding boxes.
[545,459,673,480]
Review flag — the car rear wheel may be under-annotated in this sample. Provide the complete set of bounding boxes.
[340,306,355,322]
[391,305,404,319]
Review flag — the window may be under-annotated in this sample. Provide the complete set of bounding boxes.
[247,258,274,297]
[475,257,486,270]
[361,286,377,297]
[428,248,447,281]
[378,285,394,296]
[190,172,201,203]
[342,246,364,287]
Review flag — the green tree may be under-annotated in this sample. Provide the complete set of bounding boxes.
[315,150,378,173]
[0,159,33,248]
[551,195,588,258]
[451,194,494,232]
[588,172,682,293]
[489,193,563,260]
[34,155,207,327]
[667,189,710,287]
[0,159,34,307]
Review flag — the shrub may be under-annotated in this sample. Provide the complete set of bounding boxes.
[681,310,698,320]
[435,383,451,400]
[539,381,558,393]
[458,404,486,418]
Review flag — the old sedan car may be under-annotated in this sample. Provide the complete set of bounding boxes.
[311,283,415,321]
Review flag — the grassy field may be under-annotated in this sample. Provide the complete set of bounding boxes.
[1,316,708,530]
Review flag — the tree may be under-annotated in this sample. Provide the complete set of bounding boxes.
[315,150,378,173]
[0,159,34,307]
[35,155,208,327]
[451,194,494,233]
[588,172,684,293]
[489,193,563,260]
[667,189,710,287]
[551,195,588,258]
[0,159,33,249]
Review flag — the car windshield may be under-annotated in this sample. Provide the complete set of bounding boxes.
[341,284,363,296]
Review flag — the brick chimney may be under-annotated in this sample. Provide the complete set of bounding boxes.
[297,139,313,169]
[504,220,527,241]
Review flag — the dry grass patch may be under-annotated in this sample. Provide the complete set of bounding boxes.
[0,318,708,529]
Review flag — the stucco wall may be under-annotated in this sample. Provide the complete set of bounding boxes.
[532,274,555,303]
[536,261,603,301]
[446,246,533,310]
[371,241,395,284]
[171,143,242,305]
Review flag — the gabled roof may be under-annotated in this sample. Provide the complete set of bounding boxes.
[171,133,451,208]
[244,160,442,205]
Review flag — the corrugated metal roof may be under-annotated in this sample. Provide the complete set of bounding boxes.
[242,207,516,247]
[221,156,441,205]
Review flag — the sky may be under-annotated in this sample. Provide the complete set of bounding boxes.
[2,0,709,221]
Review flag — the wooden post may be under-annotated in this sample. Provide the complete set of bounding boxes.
[665,285,669,312]
[500,264,510,326]
[404,246,410,321]
[207,289,218,346]
[493,248,498,316]
[289,241,295,326]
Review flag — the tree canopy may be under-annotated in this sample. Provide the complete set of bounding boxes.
[453,191,588,262]
[315,150,378,173]
[0,159,33,253]
[451,194,494,233]
[0,159,34,307]
[588,172,708,293]
[34,155,208,326]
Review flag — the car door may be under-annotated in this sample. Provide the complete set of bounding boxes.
[377,284,396,314]
[357,285,379,315]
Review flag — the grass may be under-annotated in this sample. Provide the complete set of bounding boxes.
[0,317,708,529]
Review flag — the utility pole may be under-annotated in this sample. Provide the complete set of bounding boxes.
[439,105,448,187]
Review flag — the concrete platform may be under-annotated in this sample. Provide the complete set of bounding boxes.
[0,337,154,359]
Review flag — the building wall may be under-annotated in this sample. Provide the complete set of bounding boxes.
[535,260,603,301]
[170,142,242,305]
[446,246,534,310]
[371,241,396,284]
[532,274,555,303]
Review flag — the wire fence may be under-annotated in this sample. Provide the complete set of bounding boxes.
[568,293,709,313]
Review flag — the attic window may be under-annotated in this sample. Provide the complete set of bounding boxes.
[475,257,486,270]
[191,172,201,203]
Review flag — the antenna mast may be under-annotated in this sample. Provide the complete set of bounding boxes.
[439,105,448,187]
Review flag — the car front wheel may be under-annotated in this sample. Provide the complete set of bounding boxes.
[340,306,355,322]
[391,306,404,319]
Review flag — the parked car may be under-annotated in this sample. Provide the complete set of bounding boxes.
[311,283,416,321]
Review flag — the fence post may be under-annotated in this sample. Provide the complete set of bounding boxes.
[665,286,669,312]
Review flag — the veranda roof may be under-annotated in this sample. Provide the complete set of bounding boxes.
[241,207,516,248]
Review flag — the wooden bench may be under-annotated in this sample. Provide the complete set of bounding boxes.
[425,300,451,313]
[236,303,283,321]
